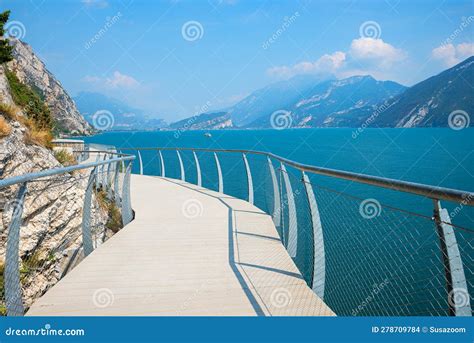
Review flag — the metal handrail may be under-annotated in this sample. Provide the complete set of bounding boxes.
[1,150,135,316]
[119,147,474,206]
[0,155,135,189]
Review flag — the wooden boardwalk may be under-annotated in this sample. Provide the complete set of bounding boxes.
[27,175,334,316]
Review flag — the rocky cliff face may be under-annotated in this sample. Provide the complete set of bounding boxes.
[7,39,92,135]
[0,66,109,311]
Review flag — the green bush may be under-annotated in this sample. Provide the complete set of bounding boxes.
[96,190,123,233]
[0,10,13,64]
[5,68,53,131]
[54,149,77,166]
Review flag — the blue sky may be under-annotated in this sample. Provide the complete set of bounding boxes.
[2,0,473,121]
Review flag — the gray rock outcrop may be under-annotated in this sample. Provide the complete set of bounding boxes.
[0,60,109,311]
[7,39,93,135]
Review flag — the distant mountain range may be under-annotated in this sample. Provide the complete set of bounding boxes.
[170,56,473,130]
[73,92,166,131]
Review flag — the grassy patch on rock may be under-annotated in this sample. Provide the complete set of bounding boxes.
[53,149,77,167]
[0,116,11,137]
[4,69,54,147]
[96,189,123,233]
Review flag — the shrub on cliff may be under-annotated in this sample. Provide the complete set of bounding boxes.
[0,10,13,64]
[5,69,53,130]
[0,116,11,137]
[53,149,77,167]
[4,69,54,147]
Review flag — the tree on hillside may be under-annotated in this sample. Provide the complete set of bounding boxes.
[0,10,13,64]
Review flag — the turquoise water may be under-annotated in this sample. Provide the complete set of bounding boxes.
[83,128,473,189]
[83,128,474,315]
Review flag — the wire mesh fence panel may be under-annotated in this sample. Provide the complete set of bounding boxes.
[219,153,247,201]
[160,150,180,179]
[0,152,134,316]
[180,150,198,185]
[1,173,89,312]
[197,151,219,192]
[308,180,455,316]
[247,154,273,215]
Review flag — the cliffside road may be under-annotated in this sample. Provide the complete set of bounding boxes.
[26,175,334,316]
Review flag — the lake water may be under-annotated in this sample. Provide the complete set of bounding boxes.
[83,128,473,316]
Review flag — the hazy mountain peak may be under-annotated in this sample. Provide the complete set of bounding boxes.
[73,92,166,131]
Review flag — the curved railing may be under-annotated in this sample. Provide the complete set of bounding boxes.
[122,146,473,317]
[0,150,135,316]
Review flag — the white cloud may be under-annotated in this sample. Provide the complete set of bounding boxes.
[82,71,140,89]
[267,51,346,79]
[266,37,406,80]
[432,42,474,67]
[105,71,140,88]
[349,37,406,68]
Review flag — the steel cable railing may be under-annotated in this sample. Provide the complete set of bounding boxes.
[0,150,135,316]
[121,146,473,317]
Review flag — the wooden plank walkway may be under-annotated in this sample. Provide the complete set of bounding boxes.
[27,175,334,316]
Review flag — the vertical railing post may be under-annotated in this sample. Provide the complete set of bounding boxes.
[281,163,297,258]
[82,167,96,256]
[4,182,27,316]
[95,153,100,190]
[106,154,114,199]
[267,157,281,227]
[113,160,121,207]
[159,150,166,177]
[193,151,201,187]
[214,152,223,193]
[121,161,133,225]
[177,150,185,181]
[242,153,253,204]
[137,150,143,175]
[106,154,111,186]
[100,153,108,189]
[433,200,472,316]
[302,172,326,299]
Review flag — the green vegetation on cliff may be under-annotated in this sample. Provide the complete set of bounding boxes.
[0,10,13,64]
[4,69,54,147]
